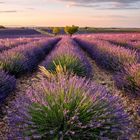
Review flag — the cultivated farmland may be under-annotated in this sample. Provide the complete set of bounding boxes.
[0,32,140,139]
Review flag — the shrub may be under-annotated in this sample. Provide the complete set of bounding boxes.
[0,25,5,29]
[52,27,61,35]
[64,25,79,36]
[47,54,87,77]
[114,64,140,95]
[0,70,16,102]
[85,27,89,30]
[9,67,132,139]
[0,52,27,76]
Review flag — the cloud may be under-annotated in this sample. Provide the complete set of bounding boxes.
[91,15,130,20]
[67,3,100,8]
[26,7,36,10]
[58,0,140,4]
[57,0,140,9]
[0,1,4,4]
[0,10,17,13]
[93,15,128,18]
[103,7,140,10]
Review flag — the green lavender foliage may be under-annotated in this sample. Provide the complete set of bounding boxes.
[25,67,131,140]
[47,55,87,77]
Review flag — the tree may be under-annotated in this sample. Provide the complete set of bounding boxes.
[0,25,6,29]
[85,27,89,30]
[64,25,79,36]
[52,27,61,35]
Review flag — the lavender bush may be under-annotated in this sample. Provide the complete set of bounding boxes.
[0,70,16,102]
[8,67,133,139]
[42,37,92,77]
[47,54,88,77]
[114,64,140,95]
[0,52,27,75]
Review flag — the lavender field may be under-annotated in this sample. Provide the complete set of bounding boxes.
[0,32,139,139]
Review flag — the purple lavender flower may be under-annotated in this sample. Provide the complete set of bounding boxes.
[7,69,133,139]
[74,37,138,72]
[0,38,60,76]
[0,37,40,52]
[0,70,16,102]
[114,64,140,95]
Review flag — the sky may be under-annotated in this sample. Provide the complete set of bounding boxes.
[0,0,140,27]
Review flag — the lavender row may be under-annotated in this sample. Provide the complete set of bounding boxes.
[74,37,138,72]
[41,37,92,77]
[78,33,140,51]
[0,70,16,103]
[96,38,140,62]
[103,39,140,53]
[0,37,60,77]
[7,68,133,139]
[94,33,140,42]
[0,37,40,52]
[74,33,140,43]
[74,37,140,96]
[90,33,140,52]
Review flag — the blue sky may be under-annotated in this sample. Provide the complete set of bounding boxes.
[0,0,140,27]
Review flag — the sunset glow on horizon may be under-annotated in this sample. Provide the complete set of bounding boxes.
[0,0,140,27]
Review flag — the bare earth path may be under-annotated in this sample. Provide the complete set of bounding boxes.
[0,71,39,139]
